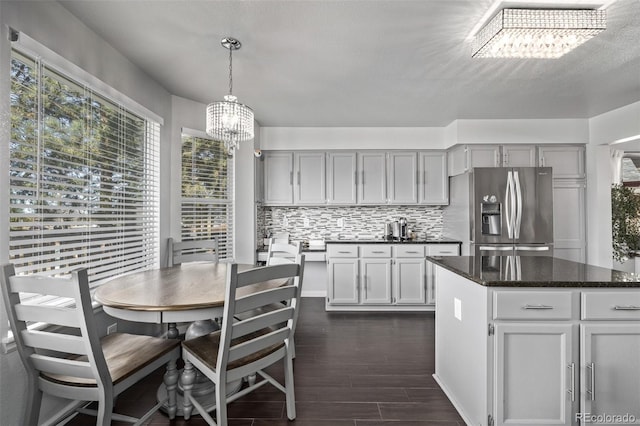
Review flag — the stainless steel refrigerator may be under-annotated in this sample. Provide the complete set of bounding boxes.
[443,167,553,256]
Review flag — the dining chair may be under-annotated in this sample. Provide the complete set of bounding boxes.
[168,237,219,267]
[0,264,181,426]
[180,254,305,426]
[266,238,302,265]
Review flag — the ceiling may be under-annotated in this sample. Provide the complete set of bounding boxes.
[58,0,640,128]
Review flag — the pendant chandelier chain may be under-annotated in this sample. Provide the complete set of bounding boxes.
[228,44,233,96]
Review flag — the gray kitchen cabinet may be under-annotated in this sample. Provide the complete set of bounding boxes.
[494,322,577,426]
[360,257,393,304]
[294,152,326,204]
[263,151,294,204]
[426,244,460,305]
[394,256,426,304]
[419,151,448,205]
[580,324,640,424]
[553,180,586,263]
[357,152,387,204]
[388,152,418,204]
[327,244,359,305]
[539,146,585,179]
[327,152,357,204]
[502,145,536,167]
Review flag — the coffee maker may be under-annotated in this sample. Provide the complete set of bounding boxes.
[386,217,409,240]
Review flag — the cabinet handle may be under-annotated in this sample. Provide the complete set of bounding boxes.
[541,156,546,167]
[355,170,358,185]
[297,171,301,185]
[405,251,419,254]
[290,171,293,185]
[372,250,385,254]
[587,362,595,401]
[438,251,454,254]
[362,170,365,185]
[338,251,352,254]
[613,305,640,310]
[567,362,575,402]
[522,304,554,310]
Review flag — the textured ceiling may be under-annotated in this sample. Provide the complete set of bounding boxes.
[58,0,640,127]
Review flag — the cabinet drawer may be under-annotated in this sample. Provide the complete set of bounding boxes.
[581,292,640,320]
[327,245,358,258]
[361,245,392,258]
[428,244,459,256]
[493,291,575,320]
[394,245,425,257]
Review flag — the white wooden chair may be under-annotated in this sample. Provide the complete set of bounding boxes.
[0,264,181,426]
[266,238,302,265]
[180,255,305,426]
[168,237,219,266]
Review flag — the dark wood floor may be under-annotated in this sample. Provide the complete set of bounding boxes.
[69,297,464,425]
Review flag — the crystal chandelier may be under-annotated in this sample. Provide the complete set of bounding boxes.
[472,9,606,58]
[206,37,254,151]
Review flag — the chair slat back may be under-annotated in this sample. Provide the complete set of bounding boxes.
[266,239,302,266]
[168,237,219,266]
[1,264,109,389]
[217,255,305,375]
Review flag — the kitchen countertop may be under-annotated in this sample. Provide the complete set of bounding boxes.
[427,255,640,287]
[325,237,462,245]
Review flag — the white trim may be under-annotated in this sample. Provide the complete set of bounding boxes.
[12,30,164,125]
[181,127,211,140]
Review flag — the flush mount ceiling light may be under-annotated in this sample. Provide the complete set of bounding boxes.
[206,37,254,151]
[471,8,606,58]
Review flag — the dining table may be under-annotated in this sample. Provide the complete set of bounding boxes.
[94,261,288,415]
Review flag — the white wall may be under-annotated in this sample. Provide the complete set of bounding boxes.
[0,2,172,424]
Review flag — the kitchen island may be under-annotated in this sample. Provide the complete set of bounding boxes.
[427,256,640,426]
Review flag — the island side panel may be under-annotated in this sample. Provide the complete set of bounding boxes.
[434,265,491,426]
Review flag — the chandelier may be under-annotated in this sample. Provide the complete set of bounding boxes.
[206,37,254,151]
[471,8,606,58]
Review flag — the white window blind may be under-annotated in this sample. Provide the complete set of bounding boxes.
[181,129,234,260]
[9,49,160,288]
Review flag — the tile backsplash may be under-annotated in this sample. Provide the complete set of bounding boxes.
[257,205,443,245]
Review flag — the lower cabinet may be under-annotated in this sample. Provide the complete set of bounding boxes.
[491,291,640,426]
[326,243,460,310]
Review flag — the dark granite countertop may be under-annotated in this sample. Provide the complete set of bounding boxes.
[427,256,640,288]
[326,237,462,245]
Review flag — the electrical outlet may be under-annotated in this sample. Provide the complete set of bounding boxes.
[337,218,344,228]
[107,323,117,335]
[303,218,310,228]
[282,215,288,227]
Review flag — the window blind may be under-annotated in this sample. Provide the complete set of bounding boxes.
[181,129,234,260]
[9,49,160,288]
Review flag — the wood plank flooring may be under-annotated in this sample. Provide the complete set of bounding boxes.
[67,297,464,425]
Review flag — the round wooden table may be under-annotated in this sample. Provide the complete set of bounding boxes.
[94,262,286,415]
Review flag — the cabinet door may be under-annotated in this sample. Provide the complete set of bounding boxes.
[358,152,387,204]
[263,152,293,204]
[468,145,501,169]
[394,258,426,304]
[294,152,326,204]
[360,258,392,304]
[327,152,357,204]
[327,259,359,305]
[388,152,418,204]
[580,324,640,424]
[503,145,536,167]
[539,146,585,179]
[419,151,448,205]
[494,323,577,426]
[553,180,586,263]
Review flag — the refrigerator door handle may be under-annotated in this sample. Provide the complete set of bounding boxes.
[479,246,513,251]
[514,171,522,240]
[515,246,550,251]
[505,171,514,239]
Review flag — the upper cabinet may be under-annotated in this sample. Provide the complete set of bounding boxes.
[448,144,536,175]
[263,151,294,204]
[538,146,585,179]
[388,152,418,204]
[327,152,357,204]
[294,152,326,204]
[357,152,387,204]
[262,149,448,206]
[419,151,448,205]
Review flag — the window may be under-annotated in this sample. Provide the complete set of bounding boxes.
[621,153,640,188]
[180,129,234,259]
[9,48,160,288]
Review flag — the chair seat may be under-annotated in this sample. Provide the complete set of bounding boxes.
[43,333,181,387]
[182,327,283,373]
